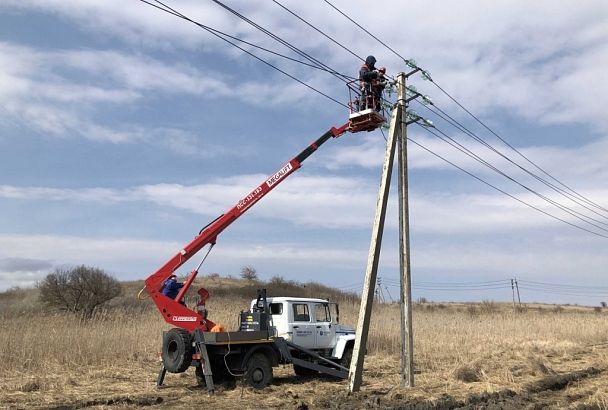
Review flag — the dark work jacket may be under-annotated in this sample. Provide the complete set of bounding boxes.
[162,278,183,299]
[360,56,378,83]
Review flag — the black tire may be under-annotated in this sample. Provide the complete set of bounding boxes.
[244,353,273,389]
[341,346,353,368]
[162,328,193,373]
[293,364,318,377]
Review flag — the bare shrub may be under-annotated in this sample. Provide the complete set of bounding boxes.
[240,265,258,281]
[600,301,607,308]
[480,299,498,314]
[466,304,479,317]
[515,305,528,314]
[37,265,121,318]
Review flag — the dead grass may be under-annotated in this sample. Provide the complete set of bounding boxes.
[1,282,607,409]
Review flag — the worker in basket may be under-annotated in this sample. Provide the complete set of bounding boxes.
[359,55,386,112]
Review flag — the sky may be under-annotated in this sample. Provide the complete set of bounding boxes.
[0,0,607,305]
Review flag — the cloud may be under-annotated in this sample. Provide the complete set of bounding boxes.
[0,257,54,289]
[4,1,607,131]
[2,169,607,236]
[0,257,53,272]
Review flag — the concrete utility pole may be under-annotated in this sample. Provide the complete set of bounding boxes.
[349,100,401,393]
[349,70,419,392]
[511,278,516,311]
[515,278,521,306]
[396,72,414,387]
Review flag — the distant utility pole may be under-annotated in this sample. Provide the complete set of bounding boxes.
[515,278,521,306]
[511,278,516,311]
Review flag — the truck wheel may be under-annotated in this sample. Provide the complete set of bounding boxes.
[342,346,353,368]
[162,328,193,373]
[245,353,273,389]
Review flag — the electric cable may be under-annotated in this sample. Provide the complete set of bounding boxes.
[271,0,365,62]
[139,0,348,107]
[423,124,608,234]
[415,100,608,224]
[518,279,608,290]
[323,0,608,215]
[410,125,608,239]
[209,0,352,85]
[321,0,404,65]
[428,80,608,215]
[140,0,352,77]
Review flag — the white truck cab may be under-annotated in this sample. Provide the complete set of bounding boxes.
[250,297,355,361]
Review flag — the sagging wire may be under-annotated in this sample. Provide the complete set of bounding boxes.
[414,99,608,224]
[139,0,348,108]
[410,124,608,240]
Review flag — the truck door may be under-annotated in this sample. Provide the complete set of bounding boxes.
[291,302,315,348]
[314,302,335,349]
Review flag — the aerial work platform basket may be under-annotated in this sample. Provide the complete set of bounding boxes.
[346,79,387,133]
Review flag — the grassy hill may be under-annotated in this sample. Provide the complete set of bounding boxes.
[0,274,359,316]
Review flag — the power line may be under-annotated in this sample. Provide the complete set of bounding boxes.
[518,279,608,291]
[410,126,608,239]
[323,0,608,217]
[139,0,348,107]
[139,0,352,77]
[416,100,608,225]
[271,0,364,62]
[517,285,607,298]
[209,0,352,85]
[143,0,607,239]
[428,81,608,216]
[321,0,405,65]
[423,123,608,235]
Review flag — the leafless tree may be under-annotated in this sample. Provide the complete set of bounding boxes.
[240,265,258,281]
[38,265,121,318]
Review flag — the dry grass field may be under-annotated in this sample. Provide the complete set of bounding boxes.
[1,277,607,409]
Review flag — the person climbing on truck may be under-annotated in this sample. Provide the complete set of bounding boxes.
[162,274,185,305]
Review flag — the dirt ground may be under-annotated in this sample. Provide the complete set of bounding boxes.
[2,343,607,410]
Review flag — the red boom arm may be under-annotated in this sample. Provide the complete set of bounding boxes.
[144,123,350,331]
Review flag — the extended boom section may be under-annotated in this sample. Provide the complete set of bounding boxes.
[145,123,350,331]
